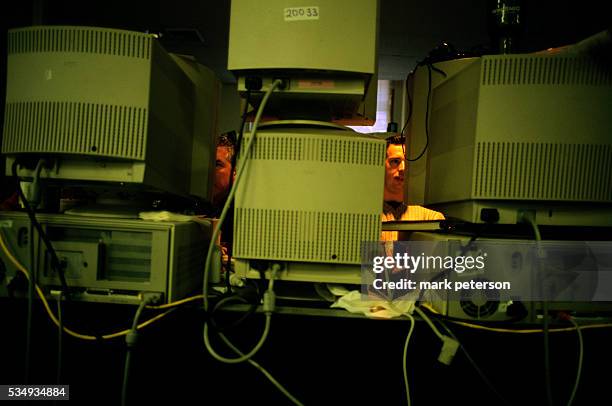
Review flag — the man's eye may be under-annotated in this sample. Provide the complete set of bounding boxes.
[216,160,224,168]
[389,159,401,166]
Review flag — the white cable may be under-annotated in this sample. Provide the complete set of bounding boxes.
[567,318,584,406]
[414,306,460,365]
[414,306,444,339]
[402,312,416,406]
[203,79,283,311]
[203,314,271,364]
[201,80,282,363]
[203,259,280,363]
[218,333,304,406]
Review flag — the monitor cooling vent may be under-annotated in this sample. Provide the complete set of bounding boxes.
[8,26,153,59]
[481,55,612,86]
[459,277,500,319]
[474,142,612,201]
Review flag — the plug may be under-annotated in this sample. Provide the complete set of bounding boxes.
[274,77,289,90]
[140,292,162,305]
[125,330,139,348]
[517,209,536,224]
[437,336,460,366]
[262,290,276,314]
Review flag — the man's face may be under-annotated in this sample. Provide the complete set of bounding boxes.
[384,144,405,201]
[212,146,234,206]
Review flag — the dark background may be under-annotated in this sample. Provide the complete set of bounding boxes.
[2,296,612,405]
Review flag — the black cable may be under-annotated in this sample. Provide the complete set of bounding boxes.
[11,161,69,295]
[399,72,414,137]
[407,61,447,162]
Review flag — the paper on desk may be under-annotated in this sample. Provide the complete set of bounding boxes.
[139,211,194,222]
[139,211,213,229]
[330,290,415,319]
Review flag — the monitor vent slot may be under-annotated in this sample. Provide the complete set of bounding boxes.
[320,138,384,166]
[234,208,380,264]
[8,26,152,59]
[249,136,303,161]
[244,135,385,166]
[474,142,612,201]
[482,56,612,86]
[2,101,147,160]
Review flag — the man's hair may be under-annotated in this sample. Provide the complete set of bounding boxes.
[217,131,236,162]
[386,134,406,147]
[386,134,406,157]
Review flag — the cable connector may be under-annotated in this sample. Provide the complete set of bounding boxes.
[140,292,162,305]
[125,330,138,348]
[274,77,289,90]
[437,336,460,366]
[517,209,536,225]
[263,290,276,314]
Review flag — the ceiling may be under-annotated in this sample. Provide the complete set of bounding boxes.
[2,0,610,83]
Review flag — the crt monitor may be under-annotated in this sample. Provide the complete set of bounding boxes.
[406,50,612,226]
[2,25,218,202]
[227,0,379,123]
[227,0,386,283]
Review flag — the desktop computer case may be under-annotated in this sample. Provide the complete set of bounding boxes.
[0,211,210,304]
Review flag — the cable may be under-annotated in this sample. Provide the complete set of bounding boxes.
[24,222,34,384]
[234,89,252,171]
[436,319,513,406]
[146,294,204,310]
[210,294,258,332]
[218,333,305,406]
[121,295,156,406]
[56,291,63,385]
[406,62,447,162]
[566,317,584,406]
[203,79,282,312]
[520,213,553,406]
[406,65,431,162]
[203,265,280,364]
[402,311,416,406]
[201,80,281,364]
[414,306,459,365]
[399,73,414,138]
[11,160,69,295]
[414,306,445,339]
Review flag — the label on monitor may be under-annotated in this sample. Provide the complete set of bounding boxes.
[284,6,319,21]
[297,79,335,89]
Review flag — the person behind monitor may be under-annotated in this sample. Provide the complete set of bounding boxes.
[381,135,444,241]
[211,131,238,253]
